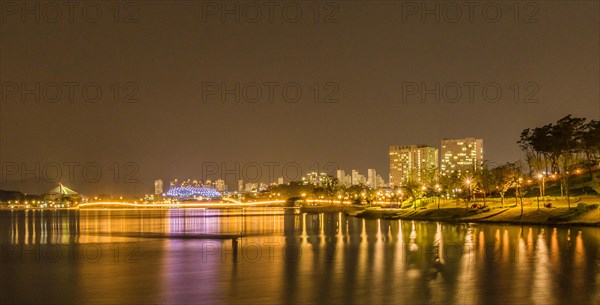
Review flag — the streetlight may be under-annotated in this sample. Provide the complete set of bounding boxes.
[435,184,441,209]
[517,177,523,209]
[537,173,545,210]
[465,179,472,207]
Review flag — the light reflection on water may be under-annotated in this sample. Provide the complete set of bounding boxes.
[0,208,598,304]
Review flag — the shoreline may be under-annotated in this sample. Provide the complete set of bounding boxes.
[301,204,600,227]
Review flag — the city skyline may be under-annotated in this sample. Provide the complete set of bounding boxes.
[0,131,583,196]
[158,137,483,192]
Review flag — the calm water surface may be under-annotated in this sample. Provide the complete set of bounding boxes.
[0,208,598,304]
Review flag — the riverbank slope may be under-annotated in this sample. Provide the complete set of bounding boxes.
[301,202,600,226]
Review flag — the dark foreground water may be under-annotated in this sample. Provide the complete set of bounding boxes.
[0,208,598,304]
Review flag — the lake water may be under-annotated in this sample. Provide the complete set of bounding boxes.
[1,208,598,304]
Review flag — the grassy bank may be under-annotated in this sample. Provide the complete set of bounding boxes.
[309,196,600,227]
[354,205,599,226]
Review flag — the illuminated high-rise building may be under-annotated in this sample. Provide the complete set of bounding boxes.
[440,138,484,177]
[336,170,351,186]
[154,179,164,195]
[336,170,345,184]
[367,169,377,188]
[389,145,438,186]
[351,170,365,185]
[376,174,386,188]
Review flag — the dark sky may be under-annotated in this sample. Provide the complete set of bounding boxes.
[1,1,599,196]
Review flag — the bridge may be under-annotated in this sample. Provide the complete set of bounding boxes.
[76,199,286,209]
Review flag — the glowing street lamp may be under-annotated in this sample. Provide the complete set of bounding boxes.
[516,177,524,208]
[465,179,472,205]
[537,173,545,210]
[435,184,441,209]
[537,173,545,197]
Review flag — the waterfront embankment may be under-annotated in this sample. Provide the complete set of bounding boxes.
[301,202,600,227]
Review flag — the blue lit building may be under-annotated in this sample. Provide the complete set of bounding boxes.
[165,187,222,200]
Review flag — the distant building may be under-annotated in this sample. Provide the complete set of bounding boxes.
[343,174,352,186]
[277,177,284,185]
[154,179,163,195]
[165,187,222,199]
[336,170,352,186]
[376,174,386,188]
[389,145,438,186]
[304,171,318,184]
[440,138,484,177]
[169,179,178,189]
[367,169,377,188]
[215,179,227,192]
[351,170,359,185]
[302,172,331,186]
[334,168,385,188]
[244,182,258,192]
[238,180,244,192]
[351,170,365,185]
[45,184,81,202]
[336,170,346,184]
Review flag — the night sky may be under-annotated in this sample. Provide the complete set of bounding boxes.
[1,1,598,195]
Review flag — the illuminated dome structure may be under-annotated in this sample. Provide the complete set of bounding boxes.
[165,187,222,199]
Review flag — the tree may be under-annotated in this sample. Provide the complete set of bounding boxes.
[518,115,591,208]
[439,172,461,206]
[553,115,586,207]
[518,125,554,175]
[422,165,439,188]
[433,184,442,210]
[323,176,340,205]
[515,177,528,217]
[346,184,369,205]
[491,162,520,208]
[591,178,600,197]
[579,120,600,182]
[390,186,402,208]
[401,180,424,210]
[475,161,497,207]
